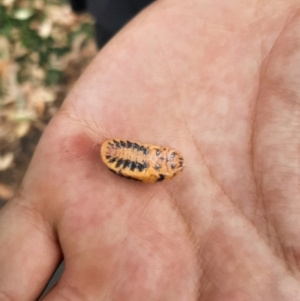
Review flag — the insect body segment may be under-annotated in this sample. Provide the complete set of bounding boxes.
[100,139,184,183]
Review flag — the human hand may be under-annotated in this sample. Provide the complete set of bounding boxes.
[1,0,300,300]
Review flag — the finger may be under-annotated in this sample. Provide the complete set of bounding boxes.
[0,197,61,301]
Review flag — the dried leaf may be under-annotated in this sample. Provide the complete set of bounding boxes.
[49,53,67,70]
[0,61,8,80]
[0,122,14,140]
[10,28,20,40]
[4,62,21,101]
[29,87,56,103]
[29,52,39,63]
[14,121,31,138]
[9,109,36,122]
[51,26,68,47]
[13,41,29,58]
[0,37,10,61]
[33,100,45,117]
[0,183,14,200]
[2,0,15,7]
[0,38,10,88]
[71,34,86,56]
[23,86,54,117]
[38,19,53,38]
[28,66,46,86]
[41,89,56,102]
[0,153,14,171]
[33,0,44,10]
[46,5,76,27]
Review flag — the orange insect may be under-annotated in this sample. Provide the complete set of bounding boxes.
[100,139,184,183]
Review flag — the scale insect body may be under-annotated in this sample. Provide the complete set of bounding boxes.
[100,139,184,183]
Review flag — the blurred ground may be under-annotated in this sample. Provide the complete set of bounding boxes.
[0,0,97,207]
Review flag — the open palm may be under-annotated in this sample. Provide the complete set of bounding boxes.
[1,0,300,300]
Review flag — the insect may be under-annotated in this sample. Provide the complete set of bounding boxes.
[100,139,184,183]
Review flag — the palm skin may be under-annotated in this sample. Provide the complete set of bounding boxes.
[0,0,300,300]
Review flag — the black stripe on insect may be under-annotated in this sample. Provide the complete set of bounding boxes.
[156,174,165,182]
[132,143,140,149]
[116,159,123,168]
[120,140,126,147]
[122,159,131,169]
[140,145,149,155]
[128,161,148,172]
[130,162,137,171]
[113,140,120,148]
[136,163,145,172]
[109,157,117,163]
